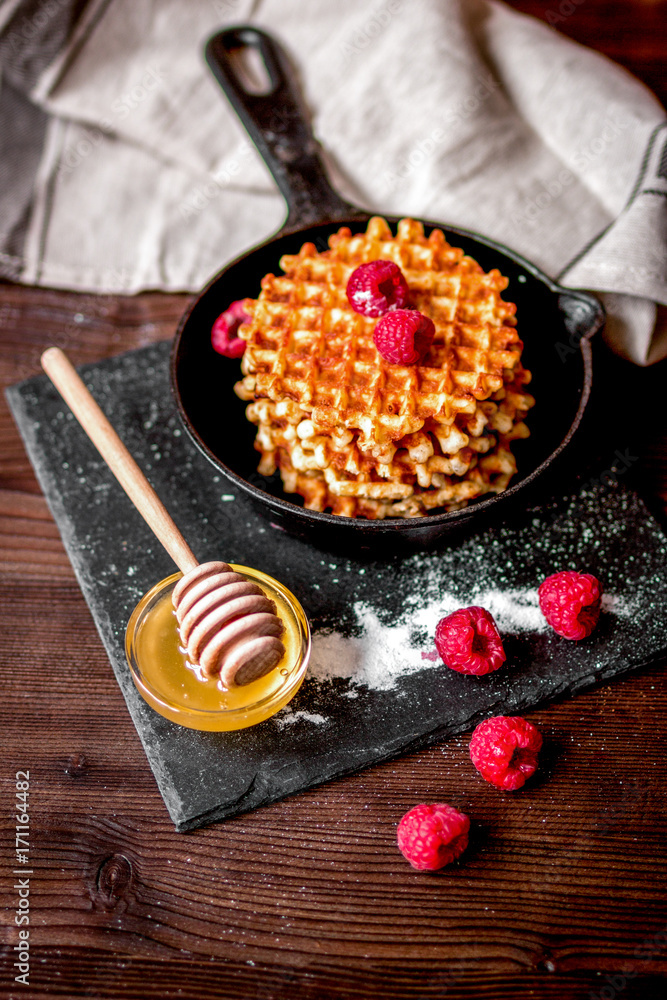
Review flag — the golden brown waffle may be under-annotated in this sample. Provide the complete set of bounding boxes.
[234,217,534,519]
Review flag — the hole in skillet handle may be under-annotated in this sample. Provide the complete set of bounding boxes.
[208,27,282,98]
[224,40,274,96]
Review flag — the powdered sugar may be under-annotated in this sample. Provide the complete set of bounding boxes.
[274,709,328,728]
[472,587,546,633]
[309,604,421,690]
[308,583,632,692]
[601,591,636,617]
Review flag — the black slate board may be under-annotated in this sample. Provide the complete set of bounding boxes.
[7,342,667,832]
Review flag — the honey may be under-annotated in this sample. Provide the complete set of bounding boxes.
[125,565,310,731]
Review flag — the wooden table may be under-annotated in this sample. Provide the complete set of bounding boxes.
[1,3,666,998]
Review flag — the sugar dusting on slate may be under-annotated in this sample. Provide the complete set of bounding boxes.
[274,709,328,728]
[308,588,633,691]
[306,521,638,692]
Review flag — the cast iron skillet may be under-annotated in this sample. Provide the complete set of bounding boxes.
[171,26,604,550]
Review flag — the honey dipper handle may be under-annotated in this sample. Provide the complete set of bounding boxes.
[41,348,198,574]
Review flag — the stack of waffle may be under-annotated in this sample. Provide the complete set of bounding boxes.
[234,217,534,519]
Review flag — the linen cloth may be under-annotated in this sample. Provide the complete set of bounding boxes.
[0,0,665,363]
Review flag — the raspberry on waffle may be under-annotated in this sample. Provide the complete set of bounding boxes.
[234,217,534,519]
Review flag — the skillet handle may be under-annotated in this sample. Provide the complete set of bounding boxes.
[206,27,365,232]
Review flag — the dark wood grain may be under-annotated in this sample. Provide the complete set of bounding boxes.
[507,0,667,108]
[2,3,667,998]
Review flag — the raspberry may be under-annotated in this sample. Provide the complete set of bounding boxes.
[346,259,409,317]
[211,299,250,358]
[469,715,543,791]
[373,309,435,365]
[538,570,602,640]
[435,606,506,675]
[397,803,470,870]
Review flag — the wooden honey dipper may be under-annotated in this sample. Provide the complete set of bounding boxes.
[41,348,285,689]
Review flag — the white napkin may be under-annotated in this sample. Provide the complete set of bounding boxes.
[6,0,667,363]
